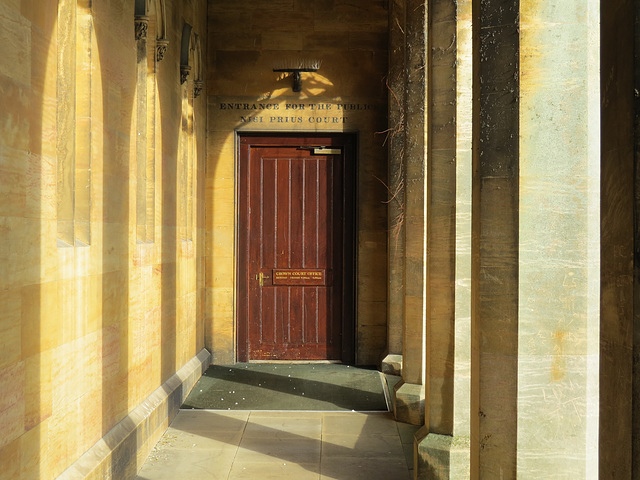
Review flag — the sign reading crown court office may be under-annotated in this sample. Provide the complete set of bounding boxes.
[211,96,382,131]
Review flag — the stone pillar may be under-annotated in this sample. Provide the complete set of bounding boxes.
[634,1,640,477]
[394,0,426,426]
[415,0,472,477]
[408,0,631,476]
[517,0,602,477]
[470,0,520,476]
[382,0,406,377]
[600,0,635,477]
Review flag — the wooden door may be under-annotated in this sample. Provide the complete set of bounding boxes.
[237,134,355,361]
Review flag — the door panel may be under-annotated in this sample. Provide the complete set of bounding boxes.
[249,148,340,360]
[238,135,354,361]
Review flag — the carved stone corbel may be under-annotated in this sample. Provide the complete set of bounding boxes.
[180,65,191,85]
[135,15,149,40]
[156,38,169,62]
[194,80,204,98]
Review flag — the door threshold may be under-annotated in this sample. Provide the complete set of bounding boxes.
[248,360,343,364]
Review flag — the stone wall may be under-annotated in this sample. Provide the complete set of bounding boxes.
[206,0,390,365]
[0,1,208,478]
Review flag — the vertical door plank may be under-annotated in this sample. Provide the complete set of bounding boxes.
[248,148,264,353]
[261,155,277,347]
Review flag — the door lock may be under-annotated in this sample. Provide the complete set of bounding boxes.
[255,272,270,287]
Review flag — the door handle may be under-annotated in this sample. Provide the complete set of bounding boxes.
[255,272,270,287]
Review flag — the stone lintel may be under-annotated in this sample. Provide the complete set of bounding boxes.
[381,353,403,376]
[415,429,471,480]
[393,380,424,425]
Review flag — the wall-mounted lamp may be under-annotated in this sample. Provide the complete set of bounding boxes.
[273,59,322,92]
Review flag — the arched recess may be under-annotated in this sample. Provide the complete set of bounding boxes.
[180,23,203,96]
[56,0,92,247]
[192,34,204,98]
[178,22,202,240]
[134,0,166,242]
[179,22,193,241]
[134,0,149,40]
[134,0,168,62]
[154,0,169,61]
[180,23,193,85]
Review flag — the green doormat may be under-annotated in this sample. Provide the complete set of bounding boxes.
[182,363,390,411]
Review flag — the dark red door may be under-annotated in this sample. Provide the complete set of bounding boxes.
[237,135,355,361]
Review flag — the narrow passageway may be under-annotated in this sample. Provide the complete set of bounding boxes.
[135,410,416,480]
[136,365,417,479]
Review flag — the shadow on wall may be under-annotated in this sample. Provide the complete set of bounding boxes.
[92,5,133,479]
[159,35,178,388]
[8,1,58,477]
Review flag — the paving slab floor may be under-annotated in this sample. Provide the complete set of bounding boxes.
[136,410,418,480]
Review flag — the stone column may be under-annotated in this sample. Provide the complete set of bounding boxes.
[600,0,635,477]
[634,1,640,476]
[381,0,406,377]
[517,0,603,477]
[415,0,473,477]
[410,0,631,476]
[470,0,520,476]
[394,0,427,426]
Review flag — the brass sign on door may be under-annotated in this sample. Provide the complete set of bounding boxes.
[272,269,326,286]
